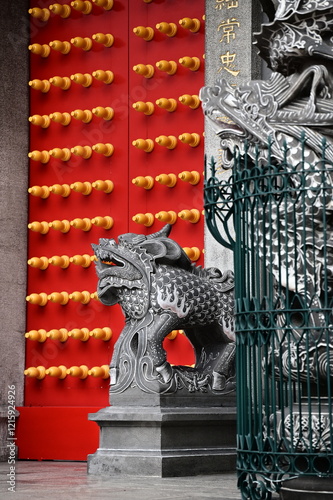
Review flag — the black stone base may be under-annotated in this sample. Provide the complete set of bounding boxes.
[87,405,236,477]
[280,477,333,500]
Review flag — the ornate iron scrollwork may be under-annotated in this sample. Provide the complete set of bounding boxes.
[204,156,235,250]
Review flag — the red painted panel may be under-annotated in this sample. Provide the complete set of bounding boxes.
[27,0,130,408]
[24,0,204,459]
[16,407,102,460]
[128,1,205,252]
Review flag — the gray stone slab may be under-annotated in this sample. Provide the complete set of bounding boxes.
[88,449,236,478]
[110,387,236,408]
[0,461,245,500]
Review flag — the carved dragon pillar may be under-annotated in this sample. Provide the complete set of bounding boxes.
[201,0,333,497]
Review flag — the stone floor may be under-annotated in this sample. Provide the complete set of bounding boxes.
[0,461,243,500]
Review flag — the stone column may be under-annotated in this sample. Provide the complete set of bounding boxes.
[204,0,262,270]
[0,0,29,460]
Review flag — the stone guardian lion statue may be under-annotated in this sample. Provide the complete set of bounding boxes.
[92,224,235,397]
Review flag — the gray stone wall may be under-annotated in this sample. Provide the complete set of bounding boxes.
[204,0,262,271]
[0,0,29,460]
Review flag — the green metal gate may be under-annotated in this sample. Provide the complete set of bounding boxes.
[204,139,333,498]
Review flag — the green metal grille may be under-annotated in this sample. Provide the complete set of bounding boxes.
[204,140,333,498]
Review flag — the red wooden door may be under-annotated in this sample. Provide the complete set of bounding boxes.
[17,0,204,460]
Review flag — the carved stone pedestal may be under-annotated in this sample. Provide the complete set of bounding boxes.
[280,477,333,499]
[87,402,236,477]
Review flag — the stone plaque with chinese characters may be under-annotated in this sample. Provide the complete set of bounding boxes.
[203,0,262,269]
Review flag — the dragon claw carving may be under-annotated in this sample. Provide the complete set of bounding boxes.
[155,361,173,384]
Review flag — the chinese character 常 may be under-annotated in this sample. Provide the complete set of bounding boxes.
[217,18,240,43]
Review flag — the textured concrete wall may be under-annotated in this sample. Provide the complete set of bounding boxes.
[0,0,29,460]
